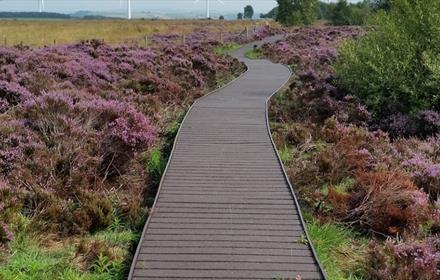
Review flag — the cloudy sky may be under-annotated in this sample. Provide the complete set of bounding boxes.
[0,0,361,14]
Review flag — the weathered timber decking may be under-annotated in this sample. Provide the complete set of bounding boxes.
[128,36,326,280]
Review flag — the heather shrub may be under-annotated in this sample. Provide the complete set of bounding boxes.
[75,239,118,273]
[0,32,246,244]
[399,135,440,197]
[0,116,38,174]
[266,24,440,279]
[0,80,31,107]
[335,0,440,132]
[0,222,13,245]
[346,171,431,235]
[368,237,440,280]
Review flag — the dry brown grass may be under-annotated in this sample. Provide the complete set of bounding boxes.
[0,19,275,47]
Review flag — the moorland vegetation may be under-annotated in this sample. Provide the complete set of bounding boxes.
[265,0,440,279]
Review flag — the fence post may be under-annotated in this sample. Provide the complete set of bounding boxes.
[144,35,148,48]
[53,39,56,45]
[220,32,223,44]
[246,26,249,39]
[3,36,6,46]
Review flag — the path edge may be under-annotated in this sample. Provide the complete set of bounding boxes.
[265,64,328,280]
[126,64,250,280]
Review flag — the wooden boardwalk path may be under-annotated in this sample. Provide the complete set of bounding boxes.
[128,36,326,280]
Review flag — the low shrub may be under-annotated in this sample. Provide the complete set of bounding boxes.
[368,237,440,280]
[345,171,431,235]
[265,24,440,280]
[335,0,440,135]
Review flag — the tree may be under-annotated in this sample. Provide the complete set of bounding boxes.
[244,5,254,19]
[290,0,318,25]
[237,12,243,20]
[276,0,293,25]
[219,15,225,20]
[369,0,391,11]
[331,0,351,25]
[275,0,318,26]
[335,0,440,121]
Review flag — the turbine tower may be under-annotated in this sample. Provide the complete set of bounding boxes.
[194,0,224,19]
[127,0,132,19]
[38,0,44,12]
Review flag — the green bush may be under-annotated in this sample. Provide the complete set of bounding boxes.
[330,0,371,26]
[276,0,318,26]
[335,0,440,120]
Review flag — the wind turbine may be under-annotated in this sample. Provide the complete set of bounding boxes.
[127,0,132,19]
[194,0,224,19]
[38,0,44,12]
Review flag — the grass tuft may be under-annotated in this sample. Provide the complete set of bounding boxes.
[214,42,241,56]
[245,47,263,59]
[305,216,368,280]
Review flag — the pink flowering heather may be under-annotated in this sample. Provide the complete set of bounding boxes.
[109,112,156,149]
[370,237,440,280]
[0,30,245,238]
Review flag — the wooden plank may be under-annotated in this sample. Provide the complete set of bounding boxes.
[132,269,323,279]
[147,222,303,231]
[139,247,313,256]
[142,234,302,242]
[135,261,319,271]
[142,240,310,249]
[137,254,316,264]
[148,218,300,226]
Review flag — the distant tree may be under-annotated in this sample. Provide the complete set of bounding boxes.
[219,15,225,20]
[290,0,318,25]
[331,0,351,25]
[237,12,243,20]
[276,0,293,25]
[325,0,370,26]
[244,5,254,19]
[276,0,317,26]
[369,0,391,11]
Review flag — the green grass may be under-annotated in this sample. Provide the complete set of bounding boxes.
[244,47,263,59]
[0,215,138,280]
[305,216,368,280]
[214,42,241,56]
[279,145,293,163]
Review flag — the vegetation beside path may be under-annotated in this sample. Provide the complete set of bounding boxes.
[267,2,440,279]
[0,24,285,280]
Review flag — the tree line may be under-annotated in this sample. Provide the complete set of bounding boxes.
[261,0,391,26]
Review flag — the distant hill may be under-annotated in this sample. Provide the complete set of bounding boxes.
[0,11,119,20]
[0,11,71,19]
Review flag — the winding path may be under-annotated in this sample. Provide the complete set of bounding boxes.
[128,36,326,280]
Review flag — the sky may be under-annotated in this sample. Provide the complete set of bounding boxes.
[0,0,361,15]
